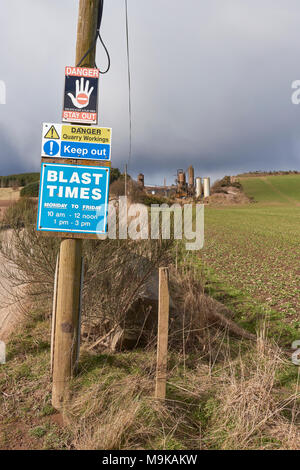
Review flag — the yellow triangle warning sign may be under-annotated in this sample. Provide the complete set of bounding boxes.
[44,125,60,140]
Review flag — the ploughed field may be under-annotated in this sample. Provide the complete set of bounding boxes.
[201,175,300,326]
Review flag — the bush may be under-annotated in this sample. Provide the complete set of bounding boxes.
[81,235,174,343]
[212,176,242,194]
[0,224,60,315]
[20,181,39,198]
[109,177,141,201]
[0,172,39,188]
[136,193,169,206]
[109,178,126,197]
[1,200,174,323]
[110,168,121,184]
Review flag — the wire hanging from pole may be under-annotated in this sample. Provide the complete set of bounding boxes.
[125,0,132,168]
[76,0,110,73]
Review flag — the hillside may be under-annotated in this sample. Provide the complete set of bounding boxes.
[0,173,39,188]
[239,174,300,204]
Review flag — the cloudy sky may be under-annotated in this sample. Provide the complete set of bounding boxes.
[1,0,300,184]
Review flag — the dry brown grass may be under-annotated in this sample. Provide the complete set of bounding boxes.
[0,187,21,201]
[69,376,151,450]
[1,267,299,450]
[166,266,255,361]
[68,361,206,451]
[203,343,300,449]
[65,336,300,450]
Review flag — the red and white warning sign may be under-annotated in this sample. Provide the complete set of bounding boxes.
[62,67,99,124]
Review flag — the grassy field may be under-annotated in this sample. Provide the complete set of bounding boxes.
[200,175,300,344]
[240,174,300,204]
[0,174,299,450]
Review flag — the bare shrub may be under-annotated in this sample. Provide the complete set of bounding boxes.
[0,226,59,316]
[1,200,175,333]
[110,177,145,204]
[81,237,174,346]
[109,177,126,197]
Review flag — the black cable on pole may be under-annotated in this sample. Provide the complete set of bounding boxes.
[125,0,132,168]
[98,30,111,73]
[97,0,104,30]
[76,0,110,73]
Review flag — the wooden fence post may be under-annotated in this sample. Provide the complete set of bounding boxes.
[50,255,59,376]
[155,267,170,400]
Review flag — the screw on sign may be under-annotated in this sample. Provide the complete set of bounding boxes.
[63,67,99,124]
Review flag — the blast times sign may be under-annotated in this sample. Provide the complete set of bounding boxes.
[41,123,111,161]
[37,163,110,235]
[37,65,111,237]
[63,67,99,124]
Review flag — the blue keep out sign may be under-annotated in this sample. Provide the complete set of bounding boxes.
[43,140,110,160]
[60,141,110,160]
[37,162,110,235]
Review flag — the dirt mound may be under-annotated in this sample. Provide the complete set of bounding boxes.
[207,186,252,205]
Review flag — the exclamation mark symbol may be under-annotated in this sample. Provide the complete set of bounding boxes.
[49,142,53,155]
[51,127,54,138]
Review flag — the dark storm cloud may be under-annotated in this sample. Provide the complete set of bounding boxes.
[0,0,300,183]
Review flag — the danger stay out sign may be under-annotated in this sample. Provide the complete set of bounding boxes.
[62,66,99,124]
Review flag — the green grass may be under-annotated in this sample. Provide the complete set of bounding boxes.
[200,204,300,342]
[0,313,72,450]
[240,174,300,204]
[196,174,300,345]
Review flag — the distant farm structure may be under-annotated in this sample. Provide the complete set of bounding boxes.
[139,166,211,200]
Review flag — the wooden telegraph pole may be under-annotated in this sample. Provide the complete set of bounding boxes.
[124,163,128,197]
[52,0,100,410]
